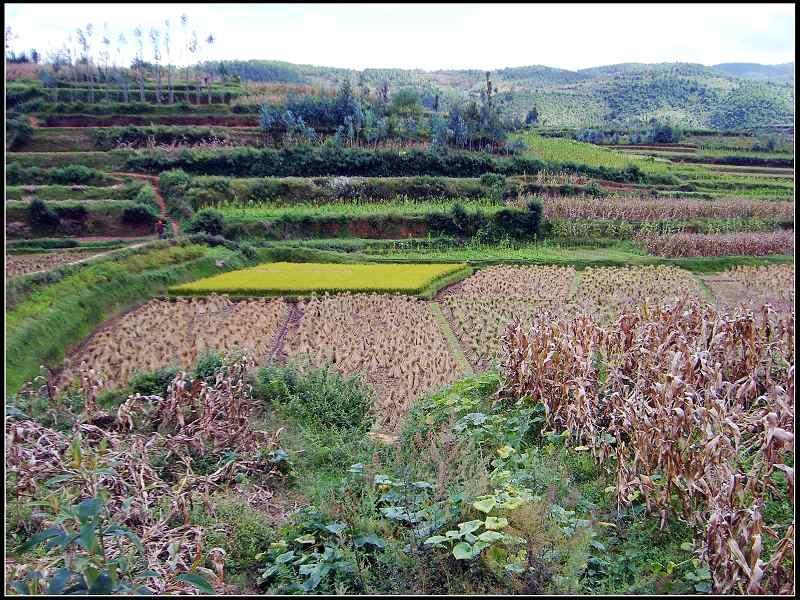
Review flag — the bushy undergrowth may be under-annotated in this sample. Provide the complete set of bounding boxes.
[255,361,376,433]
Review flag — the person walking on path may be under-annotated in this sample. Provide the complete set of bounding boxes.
[155,219,166,239]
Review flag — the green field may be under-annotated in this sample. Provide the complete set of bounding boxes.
[169,261,471,296]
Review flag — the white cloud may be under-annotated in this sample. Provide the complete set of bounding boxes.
[4,3,795,70]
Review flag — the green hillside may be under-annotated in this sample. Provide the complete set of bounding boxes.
[203,59,795,129]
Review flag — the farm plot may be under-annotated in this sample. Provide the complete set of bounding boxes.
[704,264,795,315]
[285,294,462,432]
[642,231,795,257]
[58,296,289,391]
[440,266,578,370]
[169,261,470,297]
[5,250,103,277]
[541,195,794,222]
[576,265,704,321]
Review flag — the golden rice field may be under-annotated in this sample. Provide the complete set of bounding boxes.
[169,261,470,296]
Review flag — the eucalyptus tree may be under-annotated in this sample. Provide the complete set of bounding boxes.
[188,30,199,102]
[180,14,190,100]
[149,27,162,103]
[164,19,174,103]
[100,24,111,100]
[133,26,146,102]
[204,34,215,104]
[116,33,130,103]
[76,25,95,102]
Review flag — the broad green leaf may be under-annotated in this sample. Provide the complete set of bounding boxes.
[88,572,113,594]
[484,517,508,530]
[452,542,475,560]
[274,551,296,564]
[175,573,214,595]
[294,534,315,544]
[472,497,496,513]
[477,531,504,543]
[77,523,98,554]
[47,568,71,595]
[77,498,103,523]
[496,445,515,458]
[44,474,74,487]
[10,581,30,595]
[457,520,483,536]
[354,534,386,549]
[680,542,694,552]
[423,535,449,545]
[503,497,526,510]
[324,522,348,536]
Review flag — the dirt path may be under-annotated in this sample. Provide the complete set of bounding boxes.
[110,172,180,236]
[270,301,303,363]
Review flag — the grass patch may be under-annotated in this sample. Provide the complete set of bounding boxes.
[169,261,472,297]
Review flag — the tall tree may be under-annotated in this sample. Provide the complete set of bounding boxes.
[180,14,191,101]
[116,32,130,103]
[149,27,162,103]
[100,24,111,100]
[76,25,95,103]
[164,19,174,103]
[133,26,146,102]
[188,30,198,103]
[204,33,215,104]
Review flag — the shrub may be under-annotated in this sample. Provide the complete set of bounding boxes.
[49,165,99,185]
[7,163,110,186]
[134,184,159,211]
[6,114,33,150]
[27,198,60,231]
[255,361,375,432]
[192,350,224,382]
[52,203,88,220]
[121,204,158,225]
[479,172,506,187]
[128,366,181,396]
[186,209,225,236]
[159,169,193,199]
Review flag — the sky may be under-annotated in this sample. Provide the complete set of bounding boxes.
[4,3,796,71]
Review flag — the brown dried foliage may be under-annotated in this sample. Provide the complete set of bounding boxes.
[498,299,794,594]
[7,355,285,594]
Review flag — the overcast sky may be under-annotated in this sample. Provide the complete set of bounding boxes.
[4,3,796,71]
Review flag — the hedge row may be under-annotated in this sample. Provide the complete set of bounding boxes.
[161,172,489,209]
[125,146,662,183]
[217,202,543,242]
[6,163,115,186]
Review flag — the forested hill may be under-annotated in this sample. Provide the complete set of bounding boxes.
[206,59,795,129]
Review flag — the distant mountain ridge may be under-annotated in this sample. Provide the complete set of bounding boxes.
[212,59,795,129]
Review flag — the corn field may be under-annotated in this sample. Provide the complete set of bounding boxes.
[498,299,794,594]
[541,195,793,222]
[641,231,795,257]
